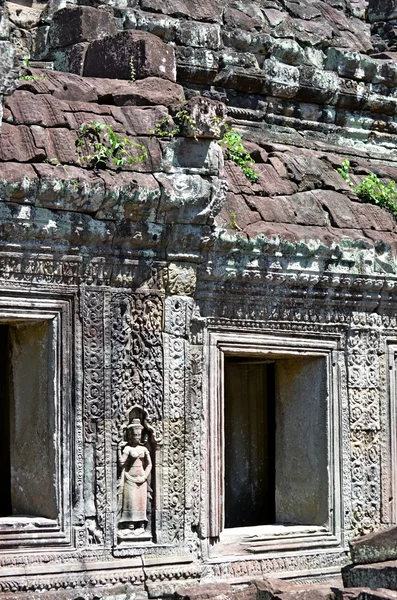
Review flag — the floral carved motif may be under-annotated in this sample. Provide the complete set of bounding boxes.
[110,293,163,441]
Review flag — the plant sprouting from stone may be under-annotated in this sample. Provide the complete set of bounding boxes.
[129,57,136,82]
[221,128,259,184]
[151,113,258,184]
[19,74,47,81]
[337,158,353,186]
[76,121,147,169]
[229,210,240,230]
[149,109,199,139]
[337,159,397,218]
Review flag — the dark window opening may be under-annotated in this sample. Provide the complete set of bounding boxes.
[224,357,275,528]
[224,354,328,530]
[0,321,57,520]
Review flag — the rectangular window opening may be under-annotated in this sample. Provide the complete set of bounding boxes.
[0,320,57,520]
[224,354,328,530]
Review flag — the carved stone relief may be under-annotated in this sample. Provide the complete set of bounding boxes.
[110,293,163,545]
[110,293,163,441]
[347,328,383,536]
[82,290,106,544]
[117,408,154,542]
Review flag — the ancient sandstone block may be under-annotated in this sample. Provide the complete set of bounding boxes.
[367,0,397,22]
[140,0,226,22]
[343,561,397,591]
[0,123,45,162]
[83,30,176,82]
[349,526,397,565]
[49,6,116,49]
[53,43,89,76]
[110,78,184,107]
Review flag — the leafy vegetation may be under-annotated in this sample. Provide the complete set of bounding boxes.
[220,128,259,184]
[19,74,47,82]
[149,109,199,140]
[337,159,397,218]
[76,121,147,169]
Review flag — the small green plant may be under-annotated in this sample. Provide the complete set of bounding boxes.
[337,159,397,218]
[149,109,199,139]
[19,74,46,82]
[22,56,30,68]
[149,115,179,138]
[129,56,136,82]
[229,210,240,230]
[221,128,259,184]
[76,121,147,169]
[337,158,353,185]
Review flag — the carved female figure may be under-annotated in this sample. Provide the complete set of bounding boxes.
[118,418,152,536]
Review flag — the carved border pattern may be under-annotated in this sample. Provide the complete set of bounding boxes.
[83,291,105,442]
[162,297,193,544]
[82,291,106,543]
[347,329,382,536]
[163,335,186,543]
[185,345,202,551]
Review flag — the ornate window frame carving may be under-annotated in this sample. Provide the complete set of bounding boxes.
[0,294,72,550]
[387,341,397,526]
[205,329,343,554]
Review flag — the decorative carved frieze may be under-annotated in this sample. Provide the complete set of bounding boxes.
[110,293,163,440]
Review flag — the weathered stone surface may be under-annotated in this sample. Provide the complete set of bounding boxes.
[6,0,397,595]
[116,105,169,135]
[244,195,297,224]
[343,561,397,591]
[367,0,397,23]
[174,582,234,600]
[52,43,89,76]
[5,91,69,127]
[49,6,116,49]
[0,123,45,162]
[110,78,184,107]
[7,2,42,30]
[350,526,397,565]
[218,192,260,230]
[0,162,38,200]
[140,0,227,22]
[83,30,176,82]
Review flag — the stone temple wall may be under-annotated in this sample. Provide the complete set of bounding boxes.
[2,0,397,598]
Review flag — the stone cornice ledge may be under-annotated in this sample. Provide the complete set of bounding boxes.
[201,228,397,294]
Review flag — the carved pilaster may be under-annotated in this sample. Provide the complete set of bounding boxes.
[347,328,382,536]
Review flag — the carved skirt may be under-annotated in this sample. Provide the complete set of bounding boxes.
[119,470,148,524]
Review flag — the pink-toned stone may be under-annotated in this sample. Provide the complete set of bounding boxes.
[111,78,185,108]
[140,0,226,22]
[217,192,261,229]
[245,195,297,223]
[30,126,78,165]
[0,124,45,162]
[0,162,38,200]
[5,91,69,128]
[116,105,169,136]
